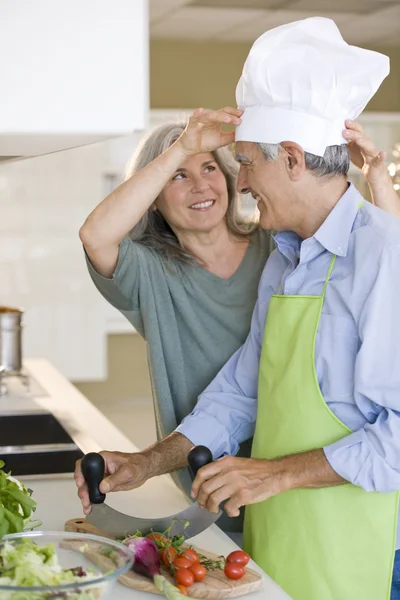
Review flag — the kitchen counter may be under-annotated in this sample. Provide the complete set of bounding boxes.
[0,359,291,600]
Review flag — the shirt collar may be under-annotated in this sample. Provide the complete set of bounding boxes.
[273,183,364,259]
[313,183,363,257]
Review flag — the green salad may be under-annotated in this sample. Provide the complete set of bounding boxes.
[0,463,102,599]
[0,539,102,600]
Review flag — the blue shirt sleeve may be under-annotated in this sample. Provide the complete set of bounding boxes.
[176,251,282,459]
[324,243,400,493]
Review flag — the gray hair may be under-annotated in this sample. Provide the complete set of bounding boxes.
[126,122,257,264]
[257,143,350,178]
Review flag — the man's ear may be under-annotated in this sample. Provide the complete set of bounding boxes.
[280,141,307,181]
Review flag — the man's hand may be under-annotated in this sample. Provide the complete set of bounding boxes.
[191,456,288,517]
[74,451,150,515]
[74,433,193,515]
[191,450,346,517]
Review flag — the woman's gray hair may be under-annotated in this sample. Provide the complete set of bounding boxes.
[126,121,257,264]
[257,143,350,178]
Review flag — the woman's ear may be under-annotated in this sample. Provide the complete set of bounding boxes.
[280,141,307,181]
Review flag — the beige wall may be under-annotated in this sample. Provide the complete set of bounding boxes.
[150,40,400,112]
[74,39,400,406]
[74,334,152,403]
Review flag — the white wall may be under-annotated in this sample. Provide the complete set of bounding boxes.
[0,142,108,380]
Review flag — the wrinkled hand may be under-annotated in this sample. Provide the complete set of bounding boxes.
[191,456,286,518]
[178,107,243,156]
[74,451,150,515]
[343,120,387,184]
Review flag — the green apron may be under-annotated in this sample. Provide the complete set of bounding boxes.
[243,252,399,600]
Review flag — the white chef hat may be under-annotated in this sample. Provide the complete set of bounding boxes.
[235,17,389,156]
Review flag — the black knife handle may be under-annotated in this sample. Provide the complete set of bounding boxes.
[188,445,213,477]
[81,452,106,504]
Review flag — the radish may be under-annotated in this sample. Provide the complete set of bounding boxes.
[124,537,196,599]
[125,537,161,578]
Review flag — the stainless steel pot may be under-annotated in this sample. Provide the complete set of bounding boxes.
[0,307,24,374]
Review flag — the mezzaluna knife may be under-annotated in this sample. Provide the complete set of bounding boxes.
[81,445,222,540]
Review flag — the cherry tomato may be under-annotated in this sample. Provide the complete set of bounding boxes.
[146,532,168,545]
[179,548,200,564]
[176,585,188,596]
[173,557,193,570]
[160,546,178,567]
[226,550,250,566]
[175,568,195,587]
[189,563,207,582]
[224,562,245,580]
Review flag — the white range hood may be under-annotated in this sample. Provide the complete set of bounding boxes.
[0,0,148,161]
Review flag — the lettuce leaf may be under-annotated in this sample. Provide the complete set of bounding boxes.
[0,539,102,599]
[0,461,39,537]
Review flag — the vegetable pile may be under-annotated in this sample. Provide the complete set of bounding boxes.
[0,460,40,537]
[122,522,251,598]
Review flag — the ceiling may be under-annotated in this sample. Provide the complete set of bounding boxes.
[149,0,400,46]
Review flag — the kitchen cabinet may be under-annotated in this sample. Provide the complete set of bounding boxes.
[0,0,148,159]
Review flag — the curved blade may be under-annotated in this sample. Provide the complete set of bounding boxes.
[87,501,221,540]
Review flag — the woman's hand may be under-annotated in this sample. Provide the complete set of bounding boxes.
[343,119,400,218]
[344,119,387,184]
[178,107,243,156]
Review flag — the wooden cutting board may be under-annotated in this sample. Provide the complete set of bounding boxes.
[65,518,263,599]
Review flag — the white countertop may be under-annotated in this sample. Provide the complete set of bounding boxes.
[1,359,291,600]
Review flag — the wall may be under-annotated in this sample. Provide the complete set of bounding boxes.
[0,143,109,381]
[150,40,400,112]
[75,334,152,403]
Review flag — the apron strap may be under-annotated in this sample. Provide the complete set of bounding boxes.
[322,254,337,299]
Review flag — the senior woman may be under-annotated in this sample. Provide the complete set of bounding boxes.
[79,107,399,533]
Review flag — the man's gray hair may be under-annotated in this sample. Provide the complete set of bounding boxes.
[257,143,350,178]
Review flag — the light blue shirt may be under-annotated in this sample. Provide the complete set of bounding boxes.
[177,183,400,547]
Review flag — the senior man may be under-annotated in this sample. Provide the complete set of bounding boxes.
[76,18,400,600]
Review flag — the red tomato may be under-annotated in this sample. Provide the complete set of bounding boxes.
[224,562,245,580]
[189,563,207,582]
[175,568,195,587]
[146,532,168,545]
[160,546,178,568]
[226,550,250,566]
[179,549,199,564]
[176,585,188,596]
[173,557,193,570]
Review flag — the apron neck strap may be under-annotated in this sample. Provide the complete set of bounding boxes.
[322,255,337,299]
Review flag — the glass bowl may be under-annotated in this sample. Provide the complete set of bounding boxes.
[0,530,134,599]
